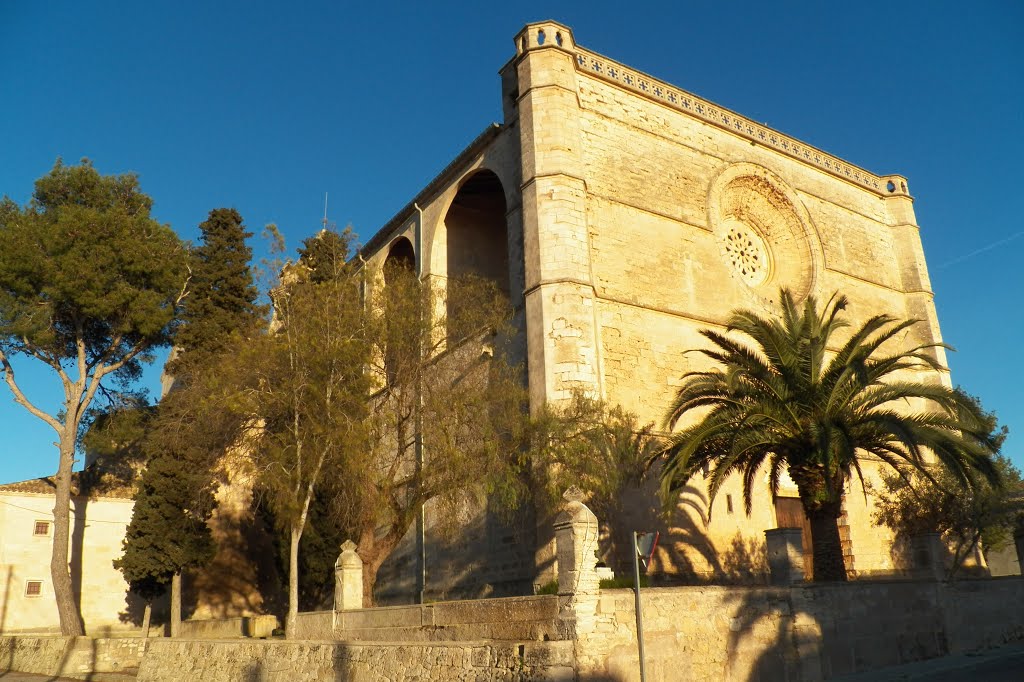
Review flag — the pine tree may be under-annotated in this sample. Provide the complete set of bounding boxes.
[0,160,189,635]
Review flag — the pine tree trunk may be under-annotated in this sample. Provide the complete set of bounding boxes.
[286,524,300,640]
[141,601,152,639]
[170,572,182,637]
[807,508,847,582]
[50,434,85,636]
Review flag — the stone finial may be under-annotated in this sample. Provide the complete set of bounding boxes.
[335,540,364,611]
[562,485,586,504]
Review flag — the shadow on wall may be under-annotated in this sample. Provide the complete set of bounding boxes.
[44,636,99,682]
[69,496,88,635]
[373,494,537,606]
[1,565,11,641]
[722,586,806,682]
[189,490,282,621]
[603,481,769,586]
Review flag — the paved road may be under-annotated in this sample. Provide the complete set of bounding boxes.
[831,644,1024,681]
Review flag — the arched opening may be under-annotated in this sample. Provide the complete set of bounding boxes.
[445,170,509,293]
[383,237,417,384]
[443,170,510,334]
[384,237,416,280]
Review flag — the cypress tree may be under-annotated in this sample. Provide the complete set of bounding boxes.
[114,430,218,636]
[117,207,262,633]
[172,207,262,370]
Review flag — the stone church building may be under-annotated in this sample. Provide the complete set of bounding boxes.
[355,20,955,602]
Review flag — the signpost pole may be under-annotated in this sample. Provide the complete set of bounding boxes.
[633,531,648,682]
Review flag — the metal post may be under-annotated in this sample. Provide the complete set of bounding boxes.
[633,531,647,682]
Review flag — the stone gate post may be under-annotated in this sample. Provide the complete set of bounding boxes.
[765,528,805,585]
[553,486,601,641]
[334,540,364,611]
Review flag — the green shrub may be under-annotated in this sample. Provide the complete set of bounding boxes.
[599,575,648,589]
[535,579,559,595]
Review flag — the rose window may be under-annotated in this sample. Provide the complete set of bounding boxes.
[722,222,770,286]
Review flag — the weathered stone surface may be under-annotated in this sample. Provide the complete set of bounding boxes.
[0,636,146,680]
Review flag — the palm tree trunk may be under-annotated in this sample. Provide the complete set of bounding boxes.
[807,508,847,581]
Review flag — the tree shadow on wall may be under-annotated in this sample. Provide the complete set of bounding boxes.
[720,584,808,682]
[601,481,767,585]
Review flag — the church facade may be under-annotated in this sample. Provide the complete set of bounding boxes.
[358,21,953,599]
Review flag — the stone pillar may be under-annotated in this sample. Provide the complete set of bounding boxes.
[553,487,603,661]
[765,528,805,585]
[334,540,363,611]
[910,532,945,581]
[554,487,601,599]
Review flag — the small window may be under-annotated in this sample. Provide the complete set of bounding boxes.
[25,580,43,597]
[726,494,734,514]
[33,520,50,537]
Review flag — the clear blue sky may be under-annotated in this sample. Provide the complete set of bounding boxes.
[1,2,1022,483]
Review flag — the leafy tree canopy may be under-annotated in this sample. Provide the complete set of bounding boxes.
[0,159,187,376]
[296,226,355,283]
[873,390,1020,576]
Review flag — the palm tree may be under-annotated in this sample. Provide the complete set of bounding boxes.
[658,290,999,581]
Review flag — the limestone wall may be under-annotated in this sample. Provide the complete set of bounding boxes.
[335,595,562,642]
[292,611,334,640]
[282,596,564,642]
[178,614,277,640]
[350,19,959,599]
[4,578,1024,681]
[576,578,1024,681]
[0,636,145,680]
[134,638,576,682]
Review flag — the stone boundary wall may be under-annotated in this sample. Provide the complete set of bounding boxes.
[0,636,145,680]
[178,614,278,640]
[5,579,1024,681]
[578,577,1024,681]
[292,610,334,640]
[134,638,576,681]
[225,595,563,643]
[335,595,563,642]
